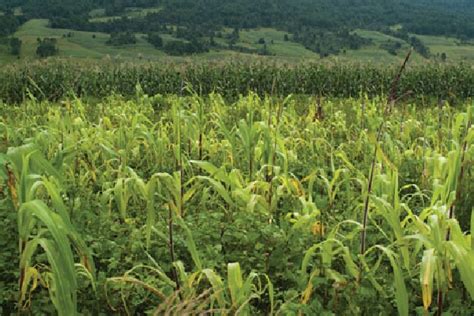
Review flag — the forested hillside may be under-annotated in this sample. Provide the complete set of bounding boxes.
[1,0,474,61]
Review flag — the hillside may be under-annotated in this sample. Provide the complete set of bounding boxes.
[1,0,474,64]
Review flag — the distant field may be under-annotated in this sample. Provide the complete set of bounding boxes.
[1,20,320,64]
[5,19,248,63]
[1,18,474,65]
[238,28,318,59]
[12,19,169,62]
[416,34,474,62]
[346,30,425,63]
[125,6,163,17]
[89,6,163,22]
[351,29,474,63]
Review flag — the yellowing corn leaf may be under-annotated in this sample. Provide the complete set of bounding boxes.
[311,221,325,236]
[420,249,436,311]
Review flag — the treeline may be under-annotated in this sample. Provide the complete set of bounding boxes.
[75,0,474,56]
[0,37,22,56]
[294,29,371,57]
[0,61,473,103]
[0,10,26,57]
[3,1,474,58]
[0,12,25,37]
[382,28,431,58]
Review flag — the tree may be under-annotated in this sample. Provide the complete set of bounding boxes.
[36,38,58,58]
[441,52,447,62]
[284,34,289,41]
[162,39,208,56]
[380,40,402,56]
[9,37,22,56]
[147,32,163,48]
[228,27,240,45]
[106,32,137,46]
[259,43,271,56]
[409,36,430,58]
[210,35,216,46]
[0,12,20,37]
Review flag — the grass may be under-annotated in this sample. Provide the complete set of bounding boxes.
[238,28,318,59]
[13,7,22,16]
[0,45,17,64]
[352,29,474,63]
[124,6,163,17]
[89,8,106,17]
[4,20,317,64]
[89,6,163,22]
[2,18,474,65]
[8,19,270,64]
[88,16,122,23]
[214,27,319,59]
[416,34,474,62]
[347,30,425,64]
[13,19,170,61]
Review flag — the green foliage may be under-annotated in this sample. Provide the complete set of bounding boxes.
[380,40,402,56]
[0,92,473,314]
[106,32,137,46]
[36,38,58,58]
[3,1,474,60]
[9,37,21,56]
[162,39,208,56]
[0,143,94,315]
[146,32,163,48]
[1,61,474,104]
[0,10,22,37]
[294,29,371,57]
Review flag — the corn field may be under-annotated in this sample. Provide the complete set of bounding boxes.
[0,61,474,103]
[0,90,473,315]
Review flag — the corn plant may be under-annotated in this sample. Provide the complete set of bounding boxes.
[2,61,474,103]
[1,144,94,315]
[1,91,473,315]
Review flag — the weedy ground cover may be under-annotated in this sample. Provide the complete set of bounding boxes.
[0,92,472,315]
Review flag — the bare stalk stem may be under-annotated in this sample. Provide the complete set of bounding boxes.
[168,204,181,295]
[360,49,412,256]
